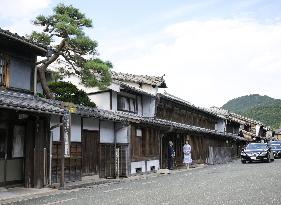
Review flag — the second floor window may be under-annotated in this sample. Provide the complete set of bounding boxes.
[117,95,136,113]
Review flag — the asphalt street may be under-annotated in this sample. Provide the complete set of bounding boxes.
[7,159,281,205]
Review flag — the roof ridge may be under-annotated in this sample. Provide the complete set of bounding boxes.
[0,27,47,53]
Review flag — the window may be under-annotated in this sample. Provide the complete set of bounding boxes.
[117,95,136,113]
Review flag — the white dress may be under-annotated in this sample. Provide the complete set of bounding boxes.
[183,144,192,164]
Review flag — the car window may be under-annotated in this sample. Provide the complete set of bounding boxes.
[246,143,267,150]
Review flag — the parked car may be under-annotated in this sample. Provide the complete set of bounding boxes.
[270,141,281,158]
[241,143,274,163]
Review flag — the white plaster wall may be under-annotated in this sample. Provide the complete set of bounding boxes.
[115,123,129,143]
[100,121,114,143]
[50,115,60,141]
[71,115,81,142]
[215,120,226,133]
[142,96,156,117]
[146,160,160,171]
[83,118,99,131]
[89,92,110,110]
[112,91,118,111]
[142,84,158,95]
[131,161,146,174]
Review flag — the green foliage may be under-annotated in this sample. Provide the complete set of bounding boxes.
[222,94,281,130]
[49,81,96,107]
[27,3,112,93]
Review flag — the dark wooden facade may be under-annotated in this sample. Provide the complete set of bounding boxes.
[156,97,217,130]
[155,95,243,168]
[82,130,99,176]
[51,142,82,183]
[0,109,50,188]
[161,131,240,168]
[99,143,129,178]
[130,125,160,162]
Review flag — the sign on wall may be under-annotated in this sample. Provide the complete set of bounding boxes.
[63,109,71,158]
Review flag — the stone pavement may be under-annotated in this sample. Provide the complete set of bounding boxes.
[0,163,206,204]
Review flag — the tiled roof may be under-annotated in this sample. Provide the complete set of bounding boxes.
[0,90,64,115]
[275,128,281,134]
[111,71,167,88]
[209,107,265,126]
[0,28,47,55]
[114,80,156,96]
[76,106,245,141]
[158,91,220,118]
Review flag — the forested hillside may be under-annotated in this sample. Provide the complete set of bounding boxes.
[222,94,281,130]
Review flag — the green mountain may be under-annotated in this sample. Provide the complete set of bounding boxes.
[222,94,281,130]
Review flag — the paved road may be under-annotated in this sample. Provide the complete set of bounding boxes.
[8,159,281,205]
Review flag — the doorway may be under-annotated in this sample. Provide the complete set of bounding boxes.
[0,126,25,187]
[82,130,99,176]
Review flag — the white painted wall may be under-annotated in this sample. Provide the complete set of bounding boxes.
[100,121,114,143]
[142,96,156,117]
[141,84,158,95]
[115,123,129,143]
[215,120,226,133]
[89,92,111,110]
[83,118,99,131]
[146,160,160,171]
[71,115,81,142]
[131,161,146,174]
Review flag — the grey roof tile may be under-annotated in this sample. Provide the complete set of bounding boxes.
[0,90,64,114]
[111,71,167,88]
[0,27,47,55]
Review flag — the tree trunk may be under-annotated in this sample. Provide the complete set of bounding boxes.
[38,67,54,99]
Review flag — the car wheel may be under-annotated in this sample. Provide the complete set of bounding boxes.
[241,160,246,164]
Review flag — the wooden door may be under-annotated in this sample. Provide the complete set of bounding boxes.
[82,130,99,175]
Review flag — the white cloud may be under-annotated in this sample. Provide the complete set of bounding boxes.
[101,18,281,108]
[0,0,50,18]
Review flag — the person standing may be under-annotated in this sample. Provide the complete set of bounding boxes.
[183,140,192,169]
[168,141,175,170]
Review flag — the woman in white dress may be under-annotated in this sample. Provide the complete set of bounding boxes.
[183,140,192,169]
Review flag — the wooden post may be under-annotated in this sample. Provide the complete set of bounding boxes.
[60,116,65,188]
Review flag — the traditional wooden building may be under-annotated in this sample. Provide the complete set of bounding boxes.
[209,107,272,142]
[0,28,65,188]
[155,92,244,166]
[80,71,246,178]
[274,128,281,140]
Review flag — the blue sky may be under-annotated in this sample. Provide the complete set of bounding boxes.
[1,0,281,107]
